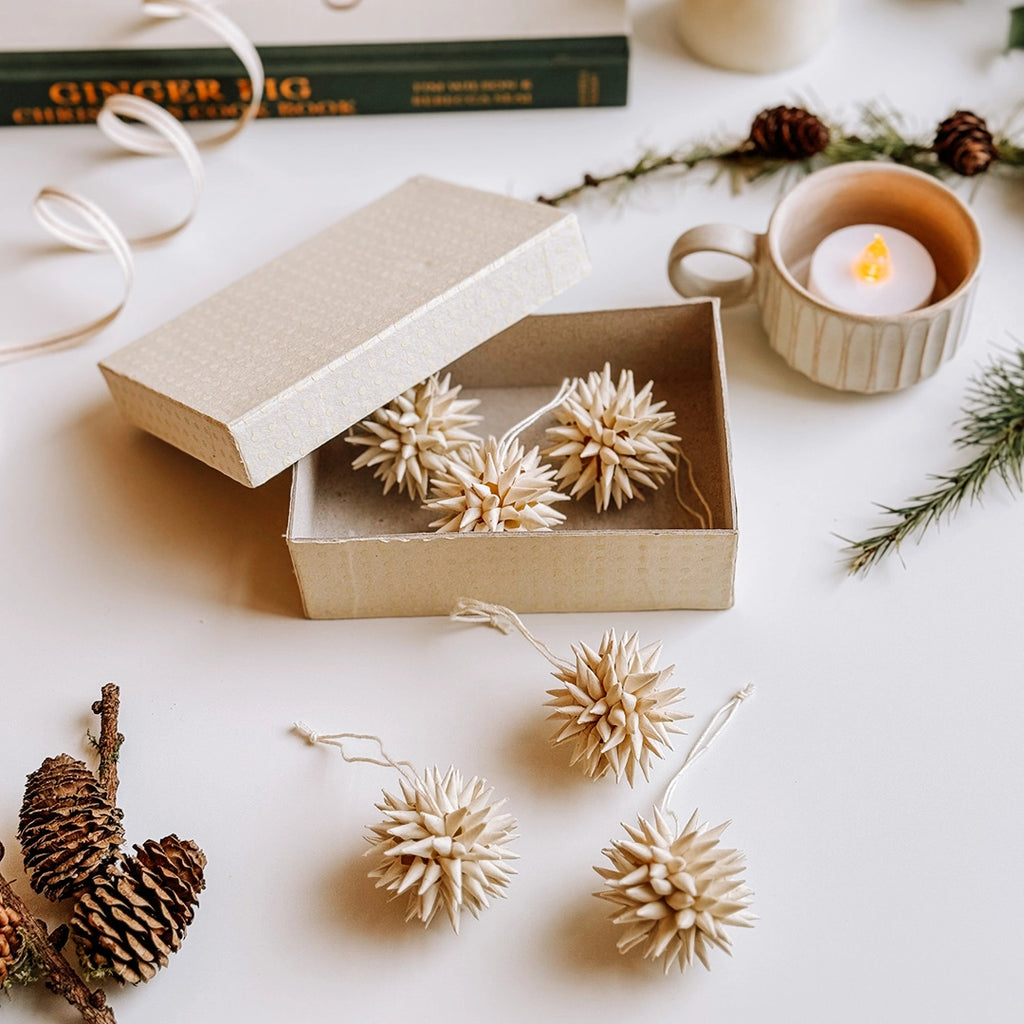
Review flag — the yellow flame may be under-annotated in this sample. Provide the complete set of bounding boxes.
[853,234,892,284]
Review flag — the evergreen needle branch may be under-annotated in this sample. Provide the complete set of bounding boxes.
[537,103,1024,207]
[844,348,1024,574]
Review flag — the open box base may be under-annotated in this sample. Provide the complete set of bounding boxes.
[287,302,736,619]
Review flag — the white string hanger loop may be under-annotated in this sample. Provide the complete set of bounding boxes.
[594,686,756,973]
[0,0,267,366]
[293,720,519,934]
[451,598,690,785]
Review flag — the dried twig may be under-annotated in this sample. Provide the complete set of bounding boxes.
[0,843,116,1024]
[91,683,123,808]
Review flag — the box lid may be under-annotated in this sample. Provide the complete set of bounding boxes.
[99,176,590,487]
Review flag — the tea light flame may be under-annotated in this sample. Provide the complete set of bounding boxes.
[853,234,892,284]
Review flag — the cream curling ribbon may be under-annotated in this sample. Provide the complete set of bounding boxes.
[0,0,266,366]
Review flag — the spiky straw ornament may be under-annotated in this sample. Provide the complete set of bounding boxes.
[424,380,574,533]
[452,599,690,785]
[346,373,483,501]
[294,725,518,932]
[595,687,755,972]
[544,363,681,512]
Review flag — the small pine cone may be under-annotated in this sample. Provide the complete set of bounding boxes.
[595,808,755,972]
[0,900,23,988]
[71,835,206,985]
[367,766,518,933]
[18,754,125,902]
[934,110,998,176]
[748,105,830,160]
[545,630,690,785]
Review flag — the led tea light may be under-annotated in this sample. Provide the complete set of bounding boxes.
[807,223,937,316]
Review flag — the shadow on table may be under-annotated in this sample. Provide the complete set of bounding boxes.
[500,704,599,800]
[318,845,443,949]
[68,401,303,617]
[548,886,668,983]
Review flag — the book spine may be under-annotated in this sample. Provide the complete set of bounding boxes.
[0,37,629,126]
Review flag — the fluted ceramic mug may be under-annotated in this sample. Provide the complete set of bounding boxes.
[667,162,982,393]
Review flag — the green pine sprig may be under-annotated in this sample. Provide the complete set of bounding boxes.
[537,103,1024,207]
[844,347,1024,575]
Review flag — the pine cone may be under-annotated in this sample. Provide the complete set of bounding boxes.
[18,754,124,902]
[934,110,998,176]
[0,899,23,988]
[749,106,830,160]
[71,835,206,985]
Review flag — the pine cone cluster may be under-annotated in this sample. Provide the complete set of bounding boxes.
[0,899,23,988]
[934,110,998,176]
[748,105,830,160]
[18,755,124,901]
[72,836,207,985]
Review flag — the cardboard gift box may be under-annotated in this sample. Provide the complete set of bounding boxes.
[100,176,737,619]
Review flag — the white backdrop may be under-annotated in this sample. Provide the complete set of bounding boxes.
[2,2,1023,1022]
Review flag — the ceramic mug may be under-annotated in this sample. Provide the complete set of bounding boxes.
[667,162,983,393]
[676,0,839,73]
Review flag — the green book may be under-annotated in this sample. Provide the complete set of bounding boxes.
[0,0,629,126]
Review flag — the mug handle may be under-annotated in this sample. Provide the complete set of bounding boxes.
[667,223,762,308]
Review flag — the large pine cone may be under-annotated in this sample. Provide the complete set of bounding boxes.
[0,900,23,988]
[18,755,124,901]
[71,835,206,985]
[934,110,998,176]
[749,106,830,160]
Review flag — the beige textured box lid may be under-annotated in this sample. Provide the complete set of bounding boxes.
[99,176,590,487]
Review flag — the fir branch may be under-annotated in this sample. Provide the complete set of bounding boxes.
[537,103,1024,207]
[844,348,1024,574]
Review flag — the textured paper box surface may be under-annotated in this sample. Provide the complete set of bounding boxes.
[99,176,589,487]
[287,302,737,619]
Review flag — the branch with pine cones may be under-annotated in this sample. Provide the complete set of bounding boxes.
[0,685,206,1024]
[537,104,1023,206]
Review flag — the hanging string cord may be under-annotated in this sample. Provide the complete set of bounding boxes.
[293,723,418,785]
[659,685,754,814]
[496,377,577,464]
[0,0,264,366]
[141,0,265,144]
[672,451,714,530]
[450,597,571,672]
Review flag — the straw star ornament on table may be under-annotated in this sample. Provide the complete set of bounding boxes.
[453,599,689,784]
[543,364,681,512]
[346,372,483,501]
[424,381,574,533]
[294,726,518,932]
[595,687,755,972]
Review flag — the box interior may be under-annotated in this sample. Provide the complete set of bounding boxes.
[289,302,734,542]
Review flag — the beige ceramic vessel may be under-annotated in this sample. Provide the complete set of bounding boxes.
[668,162,983,393]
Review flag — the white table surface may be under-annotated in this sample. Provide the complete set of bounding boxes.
[2,2,1023,1022]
